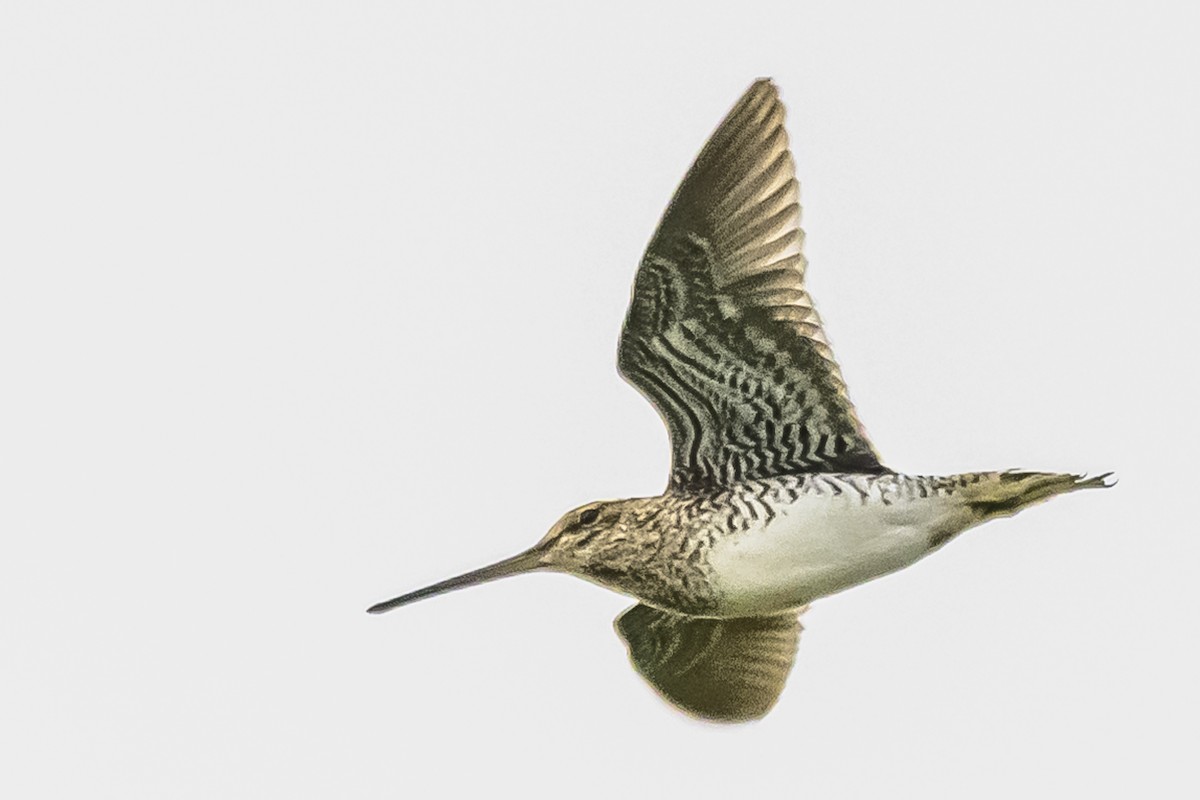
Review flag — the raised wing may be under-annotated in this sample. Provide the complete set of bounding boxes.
[615,603,805,722]
[619,80,884,491]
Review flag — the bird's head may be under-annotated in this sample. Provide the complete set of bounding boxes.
[366,499,638,615]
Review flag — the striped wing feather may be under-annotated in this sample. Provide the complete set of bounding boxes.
[615,603,805,722]
[619,80,884,490]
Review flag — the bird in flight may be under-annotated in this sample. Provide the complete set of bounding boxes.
[369,79,1110,721]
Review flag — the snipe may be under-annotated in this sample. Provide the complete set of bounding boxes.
[369,80,1110,722]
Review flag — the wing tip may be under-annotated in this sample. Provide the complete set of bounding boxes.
[742,77,782,110]
[725,78,782,122]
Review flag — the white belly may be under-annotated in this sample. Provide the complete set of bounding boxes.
[707,483,970,616]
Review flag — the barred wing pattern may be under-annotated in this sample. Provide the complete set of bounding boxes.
[619,80,884,491]
[616,603,805,721]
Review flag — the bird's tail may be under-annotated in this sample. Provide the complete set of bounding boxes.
[963,470,1114,520]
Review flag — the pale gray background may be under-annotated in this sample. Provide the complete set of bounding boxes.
[3,1,1198,797]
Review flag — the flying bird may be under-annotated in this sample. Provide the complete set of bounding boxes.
[369,79,1110,721]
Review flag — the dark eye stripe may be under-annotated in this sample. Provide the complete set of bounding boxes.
[579,508,600,525]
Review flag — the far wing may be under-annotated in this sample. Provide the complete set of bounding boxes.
[615,603,806,722]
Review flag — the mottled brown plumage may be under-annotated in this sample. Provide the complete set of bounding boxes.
[368,80,1110,722]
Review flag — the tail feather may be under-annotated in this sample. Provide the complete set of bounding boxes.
[966,471,1114,519]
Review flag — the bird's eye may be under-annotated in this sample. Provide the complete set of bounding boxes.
[578,508,599,525]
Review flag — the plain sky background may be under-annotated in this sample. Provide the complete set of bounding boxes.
[3,2,1198,797]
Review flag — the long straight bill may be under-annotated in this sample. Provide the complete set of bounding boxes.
[366,548,543,614]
